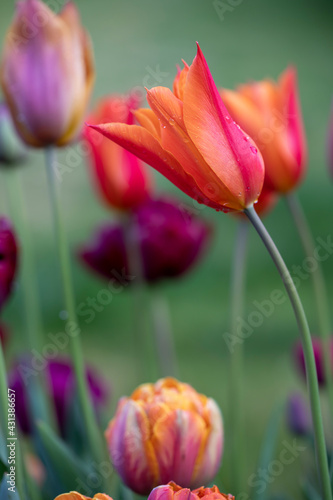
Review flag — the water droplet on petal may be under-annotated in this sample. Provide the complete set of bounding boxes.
[250,146,257,154]
[169,118,175,126]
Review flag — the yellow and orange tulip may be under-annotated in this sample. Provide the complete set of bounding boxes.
[105,378,223,495]
[1,0,94,147]
[55,493,112,500]
[90,44,264,213]
[221,67,307,193]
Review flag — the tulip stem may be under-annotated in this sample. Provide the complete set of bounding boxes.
[229,219,249,491]
[0,343,8,438]
[150,290,179,378]
[122,214,158,382]
[286,193,333,426]
[245,204,332,500]
[3,169,57,433]
[45,147,109,485]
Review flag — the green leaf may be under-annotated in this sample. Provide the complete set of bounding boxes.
[0,473,21,500]
[253,403,285,500]
[35,420,90,491]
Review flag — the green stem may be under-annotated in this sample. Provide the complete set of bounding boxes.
[286,193,333,425]
[230,219,249,491]
[150,290,178,378]
[122,213,157,382]
[0,344,8,438]
[245,205,331,500]
[45,147,108,482]
[3,169,57,433]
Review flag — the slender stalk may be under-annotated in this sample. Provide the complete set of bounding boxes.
[44,147,108,480]
[0,344,8,438]
[3,169,43,350]
[286,193,333,423]
[150,290,178,378]
[229,219,249,490]
[122,213,157,381]
[245,204,332,500]
[3,169,57,432]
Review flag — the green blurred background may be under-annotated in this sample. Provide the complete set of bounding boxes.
[0,0,333,497]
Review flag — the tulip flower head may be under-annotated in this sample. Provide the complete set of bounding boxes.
[286,393,311,437]
[1,0,94,147]
[105,378,223,495]
[221,67,307,194]
[79,196,211,284]
[294,337,333,386]
[55,493,113,500]
[148,482,234,500]
[89,44,264,213]
[84,93,153,211]
[0,217,18,312]
[0,102,27,165]
[9,357,109,436]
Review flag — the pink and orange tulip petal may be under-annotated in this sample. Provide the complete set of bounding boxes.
[105,378,223,495]
[221,67,307,193]
[84,94,152,211]
[148,482,234,500]
[1,0,94,147]
[89,44,264,213]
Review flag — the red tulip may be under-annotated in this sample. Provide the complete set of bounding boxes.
[89,44,264,213]
[1,0,94,147]
[221,67,307,193]
[84,93,152,210]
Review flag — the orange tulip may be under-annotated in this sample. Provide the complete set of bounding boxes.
[105,378,223,495]
[221,67,307,193]
[148,482,234,500]
[55,494,112,500]
[84,94,152,210]
[89,44,264,213]
[1,0,94,147]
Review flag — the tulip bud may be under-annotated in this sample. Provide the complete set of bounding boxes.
[78,197,211,284]
[84,93,152,211]
[1,0,95,147]
[0,217,18,311]
[294,337,333,386]
[286,393,311,436]
[105,378,223,495]
[55,493,113,500]
[148,482,234,500]
[0,102,27,165]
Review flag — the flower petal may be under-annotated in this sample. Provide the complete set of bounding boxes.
[89,123,223,210]
[183,44,264,207]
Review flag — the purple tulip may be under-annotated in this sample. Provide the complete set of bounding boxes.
[294,337,333,386]
[0,217,18,311]
[8,357,110,436]
[79,196,212,284]
[286,393,311,436]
